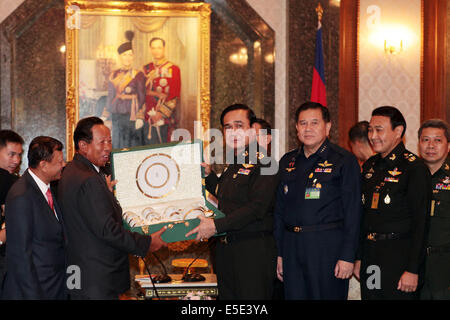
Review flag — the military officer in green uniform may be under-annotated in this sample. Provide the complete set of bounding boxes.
[418,119,450,299]
[186,104,278,300]
[354,106,431,300]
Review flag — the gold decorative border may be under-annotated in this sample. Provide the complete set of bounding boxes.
[135,153,180,199]
[65,1,211,160]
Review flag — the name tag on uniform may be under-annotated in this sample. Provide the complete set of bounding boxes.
[305,188,320,199]
[430,199,435,216]
[371,192,380,209]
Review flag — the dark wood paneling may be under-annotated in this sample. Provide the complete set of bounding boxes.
[422,0,447,122]
[338,0,359,150]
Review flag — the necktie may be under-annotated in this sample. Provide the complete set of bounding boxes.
[46,188,54,211]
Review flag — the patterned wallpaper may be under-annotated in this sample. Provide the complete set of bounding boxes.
[359,0,421,153]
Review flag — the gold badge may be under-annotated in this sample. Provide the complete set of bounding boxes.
[318,160,333,167]
[286,167,296,173]
[404,153,416,162]
[388,167,402,176]
[309,173,314,179]
[445,164,449,171]
[242,164,254,169]
[365,168,374,179]
[389,154,396,161]
[256,152,265,160]
[316,183,322,189]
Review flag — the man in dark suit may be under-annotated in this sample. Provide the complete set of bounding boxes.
[58,117,167,300]
[2,136,66,299]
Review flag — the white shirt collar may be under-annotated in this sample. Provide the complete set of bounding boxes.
[28,168,50,197]
[92,164,100,173]
[28,168,58,220]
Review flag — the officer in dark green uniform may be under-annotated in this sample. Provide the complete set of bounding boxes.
[354,106,431,300]
[418,119,450,299]
[186,104,278,300]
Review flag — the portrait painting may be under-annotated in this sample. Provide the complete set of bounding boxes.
[65,1,211,158]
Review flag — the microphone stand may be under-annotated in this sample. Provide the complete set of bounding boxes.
[182,239,215,282]
[151,252,172,283]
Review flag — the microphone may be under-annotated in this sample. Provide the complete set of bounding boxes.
[182,256,206,282]
[151,252,172,283]
[181,239,215,282]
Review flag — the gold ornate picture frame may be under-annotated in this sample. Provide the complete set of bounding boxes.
[65,1,211,159]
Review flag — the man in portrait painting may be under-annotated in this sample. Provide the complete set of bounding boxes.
[105,31,146,150]
[143,37,181,144]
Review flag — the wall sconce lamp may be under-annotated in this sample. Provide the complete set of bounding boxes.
[384,39,403,55]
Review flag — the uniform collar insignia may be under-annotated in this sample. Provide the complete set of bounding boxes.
[318,160,333,167]
[388,167,402,176]
[242,150,249,157]
[403,152,416,162]
[444,163,450,171]
[389,154,396,161]
[319,145,327,153]
[256,152,265,160]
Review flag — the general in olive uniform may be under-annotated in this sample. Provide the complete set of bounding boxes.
[186,104,278,300]
[274,102,362,300]
[417,119,450,300]
[357,106,431,300]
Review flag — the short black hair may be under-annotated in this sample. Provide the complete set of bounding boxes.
[418,118,450,142]
[371,106,406,138]
[253,118,272,135]
[295,101,330,123]
[0,130,24,149]
[28,136,63,169]
[149,37,165,47]
[349,121,370,143]
[74,117,104,151]
[220,104,257,127]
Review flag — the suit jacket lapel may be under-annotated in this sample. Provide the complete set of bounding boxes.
[24,170,60,223]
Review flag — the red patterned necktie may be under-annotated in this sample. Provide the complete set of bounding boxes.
[46,188,54,211]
